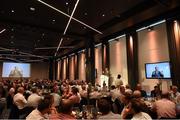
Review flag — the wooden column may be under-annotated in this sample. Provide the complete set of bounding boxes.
[102,41,110,73]
[166,18,180,88]
[74,53,79,80]
[66,57,69,80]
[85,36,95,85]
[126,31,139,89]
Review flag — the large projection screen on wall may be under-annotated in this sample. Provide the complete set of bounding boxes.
[2,62,31,77]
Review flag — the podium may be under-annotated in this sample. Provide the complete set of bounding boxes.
[100,75,109,88]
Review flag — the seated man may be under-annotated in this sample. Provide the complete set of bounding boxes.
[97,98,121,119]
[50,99,75,120]
[13,87,27,110]
[27,87,42,108]
[79,85,87,98]
[151,86,161,98]
[90,87,101,99]
[26,98,51,120]
[152,91,176,119]
[129,98,152,120]
[68,87,80,105]
[136,84,147,98]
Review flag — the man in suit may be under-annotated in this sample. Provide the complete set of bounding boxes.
[9,66,23,77]
[151,67,164,78]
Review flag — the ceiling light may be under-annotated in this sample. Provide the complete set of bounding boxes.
[30,7,35,11]
[174,20,177,23]
[11,10,15,13]
[11,36,14,39]
[147,26,154,31]
[52,19,56,24]
[66,2,69,5]
[102,14,105,17]
[11,28,14,31]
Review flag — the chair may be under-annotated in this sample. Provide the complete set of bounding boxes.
[9,104,19,119]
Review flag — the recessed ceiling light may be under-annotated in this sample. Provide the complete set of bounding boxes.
[11,10,15,13]
[30,7,35,11]
[66,2,69,5]
[11,36,14,39]
[11,28,14,31]
[102,14,105,17]
[52,19,55,22]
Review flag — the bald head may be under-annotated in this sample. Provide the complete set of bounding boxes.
[133,90,141,98]
[17,87,24,94]
[60,99,73,114]
[136,84,142,90]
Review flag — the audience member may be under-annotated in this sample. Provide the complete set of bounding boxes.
[51,89,61,108]
[27,87,42,108]
[13,87,27,110]
[152,91,176,119]
[171,86,180,103]
[151,85,161,98]
[26,97,51,120]
[79,85,87,98]
[130,98,152,120]
[97,98,121,119]
[50,99,75,120]
[68,86,80,105]
[136,84,147,98]
[90,87,101,99]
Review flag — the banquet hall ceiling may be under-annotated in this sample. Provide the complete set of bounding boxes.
[0,0,180,62]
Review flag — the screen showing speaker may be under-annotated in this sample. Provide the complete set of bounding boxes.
[2,62,31,77]
[145,61,171,79]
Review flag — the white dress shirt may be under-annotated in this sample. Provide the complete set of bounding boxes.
[110,89,121,102]
[13,93,27,109]
[27,93,42,108]
[98,112,121,120]
[26,109,45,120]
[51,93,61,107]
[131,112,152,120]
